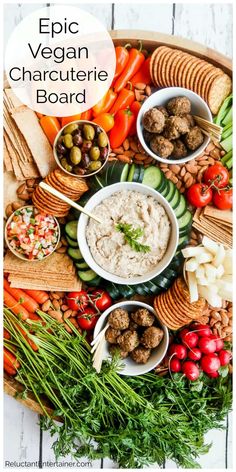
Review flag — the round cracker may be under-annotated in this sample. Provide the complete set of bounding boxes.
[154,47,172,87]
[33,188,69,213]
[185,57,203,91]
[54,168,88,193]
[203,70,223,102]
[159,295,182,329]
[176,54,193,87]
[172,52,189,86]
[195,64,215,97]
[32,195,69,217]
[154,296,181,330]
[36,186,70,210]
[150,46,168,86]
[189,61,212,93]
[173,278,206,315]
[169,50,184,86]
[162,49,176,87]
[207,73,232,114]
[181,56,199,89]
[165,287,192,323]
[46,174,81,199]
[151,46,170,87]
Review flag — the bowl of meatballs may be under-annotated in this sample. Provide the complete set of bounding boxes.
[93,301,169,376]
[137,87,212,164]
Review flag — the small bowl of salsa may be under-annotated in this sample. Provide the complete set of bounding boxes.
[5,206,60,262]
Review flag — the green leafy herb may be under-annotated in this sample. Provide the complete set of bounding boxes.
[116,222,151,253]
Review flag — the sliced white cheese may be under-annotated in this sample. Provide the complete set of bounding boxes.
[197,277,212,286]
[202,236,219,255]
[185,257,198,272]
[198,285,222,307]
[218,288,233,302]
[205,263,217,280]
[196,251,213,264]
[212,244,225,267]
[196,265,205,279]
[187,271,199,302]
[182,246,203,258]
[216,264,225,279]
[223,250,232,275]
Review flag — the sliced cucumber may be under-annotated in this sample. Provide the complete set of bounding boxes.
[108,162,129,184]
[86,275,102,287]
[138,167,145,183]
[66,235,78,248]
[75,261,89,270]
[142,166,164,189]
[65,220,78,241]
[143,281,162,295]
[118,285,135,298]
[120,163,130,182]
[157,177,168,193]
[106,283,121,299]
[67,247,83,261]
[165,181,176,202]
[175,195,187,218]
[162,268,177,279]
[169,188,181,210]
[151,275,172,290]
[178,210,192,232]
[160,179,170,198]
[78,269,98,282]
[177,235,189,250]
[127,164,136,182]
[135,284,149,296]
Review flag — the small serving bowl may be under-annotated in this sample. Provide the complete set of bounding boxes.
[77,182,178,285]
[53,120,110,178]
[137,87,212,165]
[5,205,60,262]
[93,300,169,376]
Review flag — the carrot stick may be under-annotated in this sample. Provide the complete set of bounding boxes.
[24,289,49,305]
[4,347,21,369]
[4,362,17,376]
[16,325,39,352]
[3,328,11,340]
[4,279,39,313]
[4,290,29,320]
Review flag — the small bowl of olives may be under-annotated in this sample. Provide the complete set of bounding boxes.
[53,120,110,177]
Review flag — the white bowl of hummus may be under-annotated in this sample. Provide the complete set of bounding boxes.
[78,182,178,285]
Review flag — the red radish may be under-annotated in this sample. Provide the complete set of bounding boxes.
[207,371,219,378]
[191,323,212,337]
[169,344,187,360]
[218,350,232,366]
[198,337,216,354]
[188,347,202,361]
[182,331,199,349]
[179,328,189,340]
[201,354,221,374]
[169,358,181,373]
[182,361,200,381]
[209,334,224,352]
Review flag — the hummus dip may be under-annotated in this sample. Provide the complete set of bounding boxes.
[86,190,171,279]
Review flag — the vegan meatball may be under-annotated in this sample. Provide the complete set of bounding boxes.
[131,308,155,327]
[109,345,128,359]
[143,129,154,144]
[167,96,191,116]
[181,113,195,128]
[129,318,139,331]
[141,326,164,349]
[155,106,169,118]
[163,116,190,140]
[184,126,204,151]
[117,330,139,352]
[150,135,174,158]
[171,139,188,159]
[130,346,151,364]
[108,308,130,330]
[105,327,121,344]
[143,108,165,133]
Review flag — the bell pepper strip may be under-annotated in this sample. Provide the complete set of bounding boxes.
[4,362,17,376]
[80,109,92,121]
[24,290,49,305]
[93,113,115,132]
[3,328,11,340]
[130,57,152,86]
[113,47,145,93]
[109,109,135,149]
[4,279,39,313]
[113,45,131,82]
[129,101,142,136]
[109,88,135,116]
[92,89,117,117]
[4,290,29,320]
[36,112,44,119]
[61,114,81,128]
[4,347,21,370]
[40,116,61,145]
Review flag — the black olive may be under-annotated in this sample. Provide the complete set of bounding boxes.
[81,153,90,168]
[73,134,83,146]
[57,143,67,155]
[100,147,108,160]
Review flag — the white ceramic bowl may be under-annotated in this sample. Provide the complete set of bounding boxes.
[93,301,169,376]
[137,87,212,165]
[77,182,178,285]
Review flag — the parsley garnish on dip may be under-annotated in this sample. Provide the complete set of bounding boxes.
[116,223,151,253]
[6,207,59,261]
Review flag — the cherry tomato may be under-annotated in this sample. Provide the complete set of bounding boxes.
[66,291,89,312]
[203,164,229,188]
[88,289,112,312]
[212,188,233,210]
[187,183,213,208]
[77,307,98,330]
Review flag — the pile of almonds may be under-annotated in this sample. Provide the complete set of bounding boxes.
[41,291,82,334]
[5,178,40,218]
[110,135,156,166]
[133,82,151,102]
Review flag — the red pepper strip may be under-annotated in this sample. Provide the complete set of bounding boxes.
[92,89,117,117]
[4,328,11,340]
[130,57,152,86]
[4,347,21,369]
[4,362,17,376]
[40,116,61,145]
[16,325,39,352]
[109,109,135,149]
[114,48,145,93]
[109,88,135,116]
[80,109,92,121]
[129,101,142,136]
[113,45,130,82]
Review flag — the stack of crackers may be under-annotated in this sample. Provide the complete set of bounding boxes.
[4,251,82,292]
[150,46,232,114]
[193,206,232,248]
[32,169,89,217]
[154,277,207,330]
[4,88,56,180]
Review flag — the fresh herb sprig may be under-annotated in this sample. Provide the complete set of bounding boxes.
[116,222,151,253]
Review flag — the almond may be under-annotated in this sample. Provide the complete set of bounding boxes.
[17,183,26,195]
[18,192,30,201]
[56,246,67,253]
[26,179,36,188]
[5,203,13,218]
[12,201,22,211]
[52,299,61,310]
[61,304,69,312]
[169,164,181,174]
[112,147,124,154]
[47,310,63,322]
[134,153,146,161]
[117,154,132,164]
[185,175,194,188]
[130,141,139,152]
[124,150,135,158]
[145,85,151,96]
[134,82,146,90]
[41,300,51,312]
[123,138,130,151]
[63,309,73,319]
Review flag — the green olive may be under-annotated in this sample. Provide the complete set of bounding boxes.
[63,134,73,149]
[98,132,108,148]
[63,123,79,135]
[90,146,100,161]
[61,158,73,173]
[83,124,95,140]
[88,161,102,173]
[70,146,82,165]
